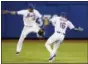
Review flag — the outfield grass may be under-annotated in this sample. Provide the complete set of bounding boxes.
[2,40,88,63]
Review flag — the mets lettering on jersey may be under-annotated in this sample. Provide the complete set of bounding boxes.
[17,9,42,26]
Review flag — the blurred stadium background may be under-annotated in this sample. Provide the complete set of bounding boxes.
[1,1,88,63]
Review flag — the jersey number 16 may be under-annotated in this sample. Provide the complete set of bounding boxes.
[60,22,66,29]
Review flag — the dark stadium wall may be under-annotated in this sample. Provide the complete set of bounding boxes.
[1,1,88,39]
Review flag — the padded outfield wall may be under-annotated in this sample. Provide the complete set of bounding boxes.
[1,1,88,39]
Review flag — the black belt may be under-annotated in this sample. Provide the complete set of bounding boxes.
[57,31,65,35]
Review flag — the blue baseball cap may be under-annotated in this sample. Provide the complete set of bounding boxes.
[28,4,34,9]
[60,12,67,18]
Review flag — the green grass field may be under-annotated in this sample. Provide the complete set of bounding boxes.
[2,39,88,63]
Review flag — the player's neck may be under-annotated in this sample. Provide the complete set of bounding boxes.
[60,17,67,21]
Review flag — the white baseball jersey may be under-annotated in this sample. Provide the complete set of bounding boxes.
[50,16,75,34]
[17,9,42,26]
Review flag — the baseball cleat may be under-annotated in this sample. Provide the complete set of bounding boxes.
[49,54,56,62]
[16,52,20,55]
[49,57,55,63]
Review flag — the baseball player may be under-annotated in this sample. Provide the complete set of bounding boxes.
[45,12,83,62]
[2,4,44,55]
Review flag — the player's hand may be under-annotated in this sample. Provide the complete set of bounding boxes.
[2,10,9,14]
[10,11,16,15]
[78,27,84,32]
[2,10,16,15]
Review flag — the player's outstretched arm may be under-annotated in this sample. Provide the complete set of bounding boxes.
[73,26,84,32]
[2,10,16,15]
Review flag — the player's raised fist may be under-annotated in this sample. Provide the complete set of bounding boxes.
[2,10,9,14]
[78,27,84,32]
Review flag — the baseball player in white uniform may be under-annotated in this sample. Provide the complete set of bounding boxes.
[2,4,44,55]
[45,12,83,62]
